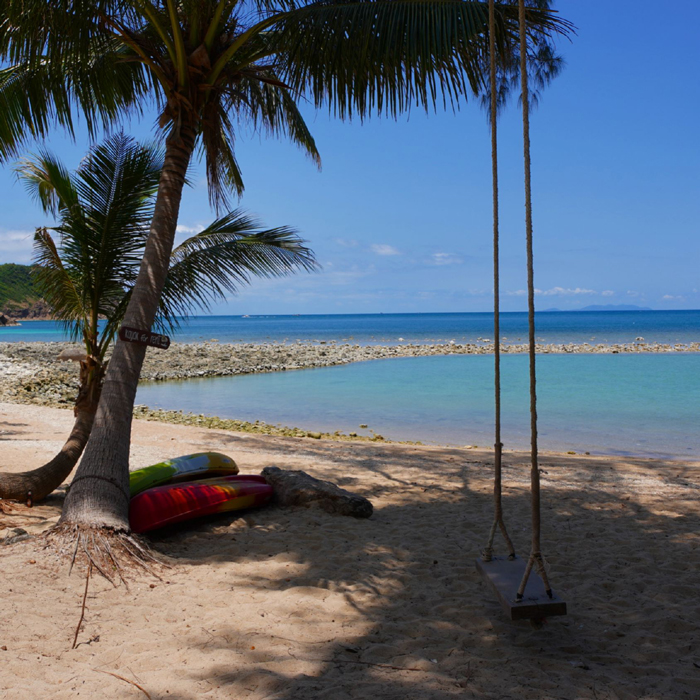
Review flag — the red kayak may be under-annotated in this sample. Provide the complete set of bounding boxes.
[129,474,273,534]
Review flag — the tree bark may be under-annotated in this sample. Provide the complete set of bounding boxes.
[0,356,104,503]
[60,122,197,530]
[0,409,94,503]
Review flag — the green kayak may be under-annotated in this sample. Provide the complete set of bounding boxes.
[129,452,239,497]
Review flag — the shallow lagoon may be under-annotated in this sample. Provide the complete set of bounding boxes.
[137,353,700,460]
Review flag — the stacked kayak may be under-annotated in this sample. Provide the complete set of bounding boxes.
[128,453,272,534]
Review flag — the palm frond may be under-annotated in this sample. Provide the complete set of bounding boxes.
[31,227,90,342]
[0,10,152,161]
[70,133,162,324]
[226,72,321,164]
[477,1,571,117]
[268,0,573,119]
[159,209,317,329]
[15,150,80,216]
[23,134,164,352]
[200,100,246,209]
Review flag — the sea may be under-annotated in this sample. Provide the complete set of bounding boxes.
[2,311,699,460]
[3,309,699,345]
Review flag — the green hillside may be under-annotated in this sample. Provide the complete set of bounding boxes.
[0,263,38,309]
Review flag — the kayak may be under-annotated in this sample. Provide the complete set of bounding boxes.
[129,452,239,497]
[129,474,273,533]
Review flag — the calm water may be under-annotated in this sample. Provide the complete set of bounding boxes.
[2,310,700,345]
[136,353,700,460]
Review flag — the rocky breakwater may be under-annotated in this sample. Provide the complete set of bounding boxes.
[136,339,700,382]
[1,339,699,408]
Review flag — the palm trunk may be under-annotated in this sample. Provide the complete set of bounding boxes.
[60,122,197,530]
[0,409,95,503]
[0,357,104,503]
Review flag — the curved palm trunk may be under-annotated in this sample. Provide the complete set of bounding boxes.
[0,410,95,503]
[59,123,197,530]
[0,357,104,503]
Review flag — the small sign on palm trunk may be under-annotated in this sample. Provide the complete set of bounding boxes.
[118,326,170,350]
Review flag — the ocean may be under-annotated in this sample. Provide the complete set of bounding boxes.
[3,311,699,459]
[2,309,700,345]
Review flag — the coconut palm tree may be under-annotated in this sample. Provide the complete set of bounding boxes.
[0,132,315,503]
[0,1,572,543]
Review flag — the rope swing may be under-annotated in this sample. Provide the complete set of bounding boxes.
[516,0,552,602]
[482,0,515,564]
[476,0,566,623]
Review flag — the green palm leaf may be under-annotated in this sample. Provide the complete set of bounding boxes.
[31,227,92,344]
[22,133,317,346]
[269,0,572,118]
[159,210,317,329]
[0,36,151,161]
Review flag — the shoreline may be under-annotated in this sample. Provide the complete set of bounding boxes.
[1,340,698,462]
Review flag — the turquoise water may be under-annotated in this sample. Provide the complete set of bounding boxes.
[2,310,700,345]
[136,353,700,460]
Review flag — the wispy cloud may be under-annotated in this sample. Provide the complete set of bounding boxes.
[661,294,685,301]
[0,228,34,263]
[176,224,205,235]
[335,238,359,248]
[370,244,400,256]
[507,286,597,297]
[601,290,615,297]
[429,252,463,266]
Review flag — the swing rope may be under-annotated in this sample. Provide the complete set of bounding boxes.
[482,0,515,563]
[516,0,552,600]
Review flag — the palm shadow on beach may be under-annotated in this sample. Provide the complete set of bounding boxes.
[0,419,32,438]
[141,435,700,700]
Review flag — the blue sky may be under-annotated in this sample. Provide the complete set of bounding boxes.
[1,1,698,314]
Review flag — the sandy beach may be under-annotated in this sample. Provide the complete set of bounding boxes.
[2,401,699,699]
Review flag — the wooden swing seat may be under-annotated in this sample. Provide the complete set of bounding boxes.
[475,554,567,621]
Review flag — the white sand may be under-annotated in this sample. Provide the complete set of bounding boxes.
[1,401,699,699]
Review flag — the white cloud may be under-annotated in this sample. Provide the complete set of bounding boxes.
[335,238,358,248]
[0,228,34,264]
[541,286,596,296]
[430,252,463,266]
[601,290,615,297]
[370,244,400,256]
[507,286,597,297]
[176,224,204,235]
[661,294,685,301]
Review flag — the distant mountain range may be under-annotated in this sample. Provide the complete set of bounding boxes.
[542,304,653,312]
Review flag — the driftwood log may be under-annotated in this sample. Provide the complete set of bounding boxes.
[261,467,373,519]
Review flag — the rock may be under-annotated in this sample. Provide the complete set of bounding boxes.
[57,346,87,362]
[0,313,18,326]
[261,466,373,518]
[2,528,30,545]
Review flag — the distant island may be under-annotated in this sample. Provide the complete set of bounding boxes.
[542,304,653,312]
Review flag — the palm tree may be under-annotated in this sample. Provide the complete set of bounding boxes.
[0,133,315,503]
[0,1,572,542]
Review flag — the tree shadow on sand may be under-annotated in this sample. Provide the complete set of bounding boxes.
[139,438,700,700]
